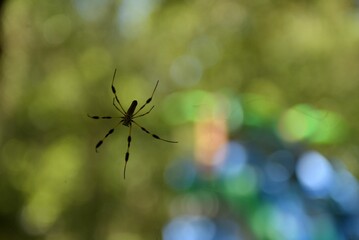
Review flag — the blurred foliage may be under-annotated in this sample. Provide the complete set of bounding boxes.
[1,0,359,239]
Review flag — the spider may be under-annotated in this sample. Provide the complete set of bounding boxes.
[88,69,177,179]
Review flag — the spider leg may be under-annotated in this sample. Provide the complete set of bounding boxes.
[133,80,159,116]
[123,124,132,179]
[111,69,126,114]
[113,98,125,114]
[87,114,122,120]
[94,121,123,152]
[133,106,155,119]
[132,120,177,143]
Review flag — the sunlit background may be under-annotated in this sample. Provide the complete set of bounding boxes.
[1,0,359,239]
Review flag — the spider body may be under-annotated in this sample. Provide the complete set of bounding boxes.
[122,100,138,127]
[88,69,177,179]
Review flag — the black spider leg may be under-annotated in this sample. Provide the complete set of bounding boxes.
[123,124,132,179]
[132,120,178,143]
[94,121,123,152]
[111,69,126,114]
[133,106,155,119]
[87,114,121,120]
[133,80,159,116]
[112,97,125,114]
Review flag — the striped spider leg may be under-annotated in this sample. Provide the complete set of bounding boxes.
[88,69,177,179]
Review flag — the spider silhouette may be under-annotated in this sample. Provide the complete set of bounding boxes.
[88,69,177,179]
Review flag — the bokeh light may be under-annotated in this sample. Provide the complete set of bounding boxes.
[296,151,333,196]
[163,216,216,240]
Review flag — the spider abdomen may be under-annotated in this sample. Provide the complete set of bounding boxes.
[123,100,138,126]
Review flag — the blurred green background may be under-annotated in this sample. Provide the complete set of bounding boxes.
[1,0,359,239]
